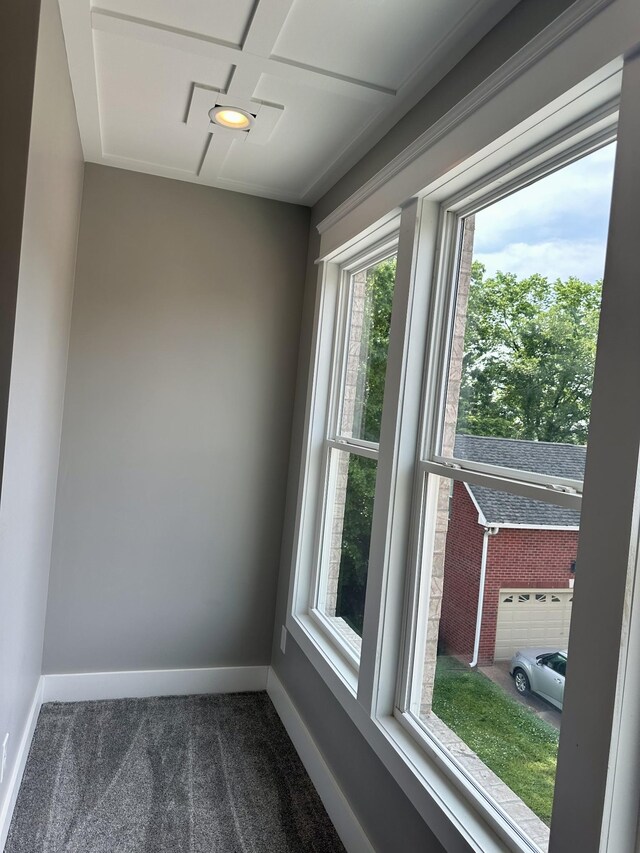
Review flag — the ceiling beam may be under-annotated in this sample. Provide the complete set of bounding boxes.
[91,8,243,62]
[241,0,296,56]
[91,7,396,104]
[198,134,235,182]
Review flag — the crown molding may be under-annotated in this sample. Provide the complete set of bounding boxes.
[316,0,616,236]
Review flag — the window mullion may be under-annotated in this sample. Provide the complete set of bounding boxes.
[357,198,442,716]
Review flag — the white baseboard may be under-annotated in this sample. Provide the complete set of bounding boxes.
[42,665,269,703]
[0,677,43,851]
[266,669,375,853]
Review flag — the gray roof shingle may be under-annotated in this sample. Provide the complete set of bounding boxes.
[454,434,585,528]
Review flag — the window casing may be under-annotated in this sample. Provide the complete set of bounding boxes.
[389,142,612,848]
[305,238,399,674]
[287,32,640,853]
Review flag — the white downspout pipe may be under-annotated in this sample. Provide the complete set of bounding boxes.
[470,525,499,668]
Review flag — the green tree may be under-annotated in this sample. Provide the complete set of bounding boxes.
[360,258,396,441]
[336,454,376,635]
[336,258,600,634]
[457,262,601,444]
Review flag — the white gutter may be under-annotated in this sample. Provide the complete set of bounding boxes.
[470,525,499,668]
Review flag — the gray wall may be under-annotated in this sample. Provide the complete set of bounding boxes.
[43,166,309,674]
[283,637,446,852]
[0,0,84,825]
[271,1,577,850]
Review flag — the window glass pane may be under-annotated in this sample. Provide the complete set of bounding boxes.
[412,475,578,851]
[319,449,377,651]
[339,255,396,443]
[439,145,616,479]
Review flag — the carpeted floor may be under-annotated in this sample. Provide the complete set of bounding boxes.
[5,692,345,853]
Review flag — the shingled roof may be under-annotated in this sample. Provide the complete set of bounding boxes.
[454,434,585,528]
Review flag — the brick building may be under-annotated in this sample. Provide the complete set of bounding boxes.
[439,435,585,666]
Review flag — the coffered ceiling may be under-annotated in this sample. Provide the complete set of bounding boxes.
[59,0,518,204]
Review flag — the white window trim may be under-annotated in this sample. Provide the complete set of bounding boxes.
[396,117,634,849]
[394,126,612,842]
[289,232,401,677]
[286,6,640,850]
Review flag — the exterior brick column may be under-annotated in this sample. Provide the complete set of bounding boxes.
[325,270,370,616]
[420,216,475,714]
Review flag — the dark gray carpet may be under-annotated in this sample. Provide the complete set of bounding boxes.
[5,692,345,853]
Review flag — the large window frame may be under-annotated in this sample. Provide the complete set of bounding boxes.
[286,12,640,851]
[287,214,402,697]
[393,132,615,851]
[308,235,399,671]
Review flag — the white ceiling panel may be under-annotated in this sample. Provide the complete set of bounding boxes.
[219,75,373,195]
[96,31,232,172]
[272,0,469,91]
[58,0,519,204]
[96,0,256,46]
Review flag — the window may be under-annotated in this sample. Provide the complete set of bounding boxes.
[542,653,567,677]
[312,247,397,663]
[399,144,615,850]
[436,147,614,487]
[288,35,640,853]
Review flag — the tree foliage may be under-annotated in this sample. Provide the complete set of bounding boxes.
[457,262,601,444]
[335,258,601,634]
[360,258,396,442]
[336,258,395,634]
[336,453,376,635]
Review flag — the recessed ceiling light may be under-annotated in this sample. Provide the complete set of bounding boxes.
[208,106,254,131]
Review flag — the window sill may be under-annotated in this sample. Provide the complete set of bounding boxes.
[286,611,534,853]
[288,611,359,700]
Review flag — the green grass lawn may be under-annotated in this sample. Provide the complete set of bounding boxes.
[432,656,559,825]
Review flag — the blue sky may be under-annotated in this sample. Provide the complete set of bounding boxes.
[473,143,616,283]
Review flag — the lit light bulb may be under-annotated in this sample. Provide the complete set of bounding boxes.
[209,107,253,130]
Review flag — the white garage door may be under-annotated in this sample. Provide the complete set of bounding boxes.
[494,588,573,661]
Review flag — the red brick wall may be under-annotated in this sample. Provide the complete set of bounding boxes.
[478,527,577,665]
[439,482,484,659]
[439,481,578,665]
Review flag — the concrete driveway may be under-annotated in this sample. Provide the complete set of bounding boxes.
[480,661,562,730]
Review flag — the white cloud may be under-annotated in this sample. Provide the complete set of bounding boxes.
[473,143,616,278]
[475,239,607,283]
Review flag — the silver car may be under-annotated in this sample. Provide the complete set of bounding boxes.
[510,648,567,710]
